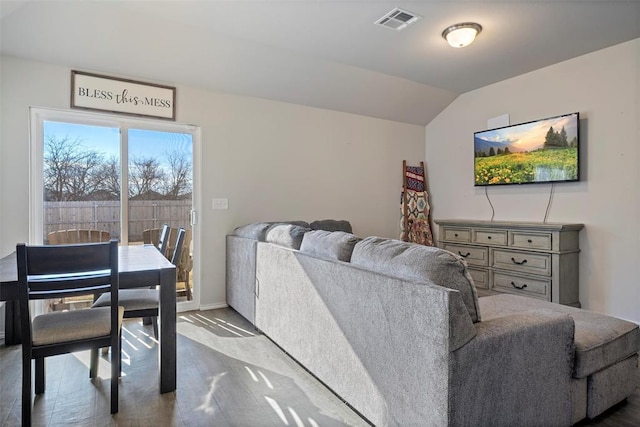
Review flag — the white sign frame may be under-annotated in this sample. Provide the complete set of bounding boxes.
[71,70,176,120]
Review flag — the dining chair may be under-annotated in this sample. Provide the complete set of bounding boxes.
[142,228,157,245]
[165,227,193,301]
[140,223,171,328]
[93,227,186,339]
[176,228,193,300]
[143,224,170,257]
[17,240,122,427]
[157,224,171,256]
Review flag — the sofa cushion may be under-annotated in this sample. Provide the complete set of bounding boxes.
[310,219,353,233]
[299,230,360,262]
[479,294,640,378]
[351,237,481,323]
[265,224,311,250]
[232,222,272,241]
[269,220,310,228]
[232,221,310,241]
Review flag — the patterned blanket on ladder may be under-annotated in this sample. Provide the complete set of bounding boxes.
[400,165,434,246]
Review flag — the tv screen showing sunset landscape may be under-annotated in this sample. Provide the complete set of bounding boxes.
[474,112,579,186]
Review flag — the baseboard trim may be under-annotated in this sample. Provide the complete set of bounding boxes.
[199,302,229,311]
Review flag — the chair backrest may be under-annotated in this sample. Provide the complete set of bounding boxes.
[179,228,192,265]
[170,228,187,266]
[47,229,111,245]
[16,240,119,345]
[157,224,171,256]
[142,228,158,245]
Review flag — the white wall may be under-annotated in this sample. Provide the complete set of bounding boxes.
[0,55,425,312]
[426,39,640,323]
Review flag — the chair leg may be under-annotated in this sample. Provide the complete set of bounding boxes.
[22,353,32,427]
[90,348,99,379]
[185,272,191,300]
[119,335,123,377]
[152,316,159,339]
[111,334,120,414]
[119,329,123,378]
[34,357,45,394]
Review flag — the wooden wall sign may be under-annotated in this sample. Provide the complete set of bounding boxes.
[71,70,176,120]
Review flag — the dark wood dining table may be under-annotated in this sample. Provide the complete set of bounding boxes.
[0,244,177,394]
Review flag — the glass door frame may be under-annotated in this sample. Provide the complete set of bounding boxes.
[29,107,201,312]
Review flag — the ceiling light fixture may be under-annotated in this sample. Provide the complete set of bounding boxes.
[442,22,482,48]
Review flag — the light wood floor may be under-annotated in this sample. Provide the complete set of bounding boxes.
[0,308,367,426]
[1,307,638,426]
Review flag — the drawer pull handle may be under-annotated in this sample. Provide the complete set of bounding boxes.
[487,236,492,240]
[454,233,458,237]
[527,239,533,243]
[511,281,528,290]
[458,251,471,258]
[511,257,528,265]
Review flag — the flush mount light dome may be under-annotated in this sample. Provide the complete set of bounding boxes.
[442,22,482,48]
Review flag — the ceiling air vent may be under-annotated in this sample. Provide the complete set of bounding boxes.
[375,8,421,31]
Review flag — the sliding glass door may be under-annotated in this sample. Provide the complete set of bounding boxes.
[127,129,194,302]
[31,108,200,311]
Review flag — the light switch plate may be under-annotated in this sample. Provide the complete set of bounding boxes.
[212,198,228,210]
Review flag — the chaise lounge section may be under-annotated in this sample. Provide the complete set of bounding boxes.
[226,222,639,426]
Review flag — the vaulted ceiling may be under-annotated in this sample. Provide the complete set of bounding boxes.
[2,1,639,125]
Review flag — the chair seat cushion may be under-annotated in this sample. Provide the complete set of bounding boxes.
[93,288,159,311]
[479,294,640,378]
[32,306,124,346]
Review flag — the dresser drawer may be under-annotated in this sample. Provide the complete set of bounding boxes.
[444,244,488,267]
[472,229,507,245]
[510,231,552,250]
[468,267,489,289]
[442,227,471,243]
[493,272,550,300]
[491,249,551,276]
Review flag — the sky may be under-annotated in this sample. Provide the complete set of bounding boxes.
[43,121,192,164]
[476,113,578,151]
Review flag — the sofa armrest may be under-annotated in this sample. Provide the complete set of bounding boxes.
[449,309,575,427]
[226,235,259,324]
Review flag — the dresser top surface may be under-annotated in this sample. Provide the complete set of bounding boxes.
[435,219,584,232]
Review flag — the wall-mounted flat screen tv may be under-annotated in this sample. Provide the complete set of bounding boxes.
[474,112,579,186]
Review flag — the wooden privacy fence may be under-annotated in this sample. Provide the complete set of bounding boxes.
[44,200,192,243]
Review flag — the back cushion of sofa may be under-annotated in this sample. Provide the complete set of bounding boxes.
[232,221,310,241]
[351,237,481,323]
[299,230,361,262]
[270,220,310,228]
[232,222,272,241]
[265,224,312,250]
[310,219,353,234]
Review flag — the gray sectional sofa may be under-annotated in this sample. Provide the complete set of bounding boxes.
[226,222,639,426]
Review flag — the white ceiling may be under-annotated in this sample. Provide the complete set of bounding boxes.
[1,1,639,125]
